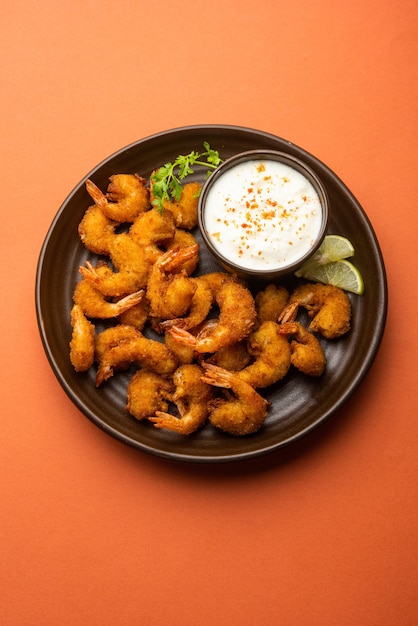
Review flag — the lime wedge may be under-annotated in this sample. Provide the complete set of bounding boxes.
[295,235,355,277]
[297,259,364,295]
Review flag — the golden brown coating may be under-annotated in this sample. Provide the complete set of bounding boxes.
[149,364,215,435]
[95,331,178,386]
[159,276,214,333]
[73,270,144,319]
[79,234,158,297]
[94,324,140,364]
[86,175,150,222]
[202,363,271,436]
[129,207,176,247]
[254,284,289,328]
[69,304,95,372]
[161,181,202,230]
[207,341,251,372]
[164,331,195,365]
[237,321,291,388]
[163,228,199,275]
[280,283,351,339]
[279,321,326,377]
[169,280,256,354]
[146,245,199,320]
[117,298,150,331]
[127,370,174,421]
[78,203,119,255]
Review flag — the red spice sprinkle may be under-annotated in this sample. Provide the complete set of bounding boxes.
[257,163,266,173]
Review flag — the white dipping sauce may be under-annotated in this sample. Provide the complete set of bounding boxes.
[203,159,323,271]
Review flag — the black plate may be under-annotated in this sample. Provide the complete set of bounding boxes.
[35,125,387,463]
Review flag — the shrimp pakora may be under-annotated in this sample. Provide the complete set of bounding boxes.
[149,364,215,435]
[86,175,149,222]
[95,330,178,386]
[160,181,202,230]
[280,283,351,339]
[127,370,174,421]
[254,284,289,328]
[279,321,326,377]
[73,270,144,319]
[202,363,271,436]
[78,202,119,256]
[146,245,199,320]
[79,233,158,297]
[237,321,291,388]
[69,304,95,372]
[169,280,256,353]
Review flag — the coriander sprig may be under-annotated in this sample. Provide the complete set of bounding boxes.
[150,142,223,213]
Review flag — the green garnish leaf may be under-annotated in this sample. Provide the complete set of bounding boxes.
[150,143,223,213]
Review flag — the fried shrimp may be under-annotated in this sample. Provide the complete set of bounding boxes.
[164,229,199,275]
[207,340,251,372]
[129,206,176,248]
[127,370,174,421]
[279,283,351,339]
[149,364,215,434]
[199,271,236,294]
[169,280,256,353]
[236,321,291,388]
[164,331,195,364]
[69,304,95,371]
[78,203,119,255]
[202,363,271,435]
[73,272,144,319]
[146,245,199,320]
[279,321,326,377]
[117,296,150,330]
[95,331,178,386]
[160,271,236,332]
[161,181,202,230]
[79,233,157,297]
[159,275,214,332]
[86,175,150,222]
[254,284,289,328]
[94,324,141,364]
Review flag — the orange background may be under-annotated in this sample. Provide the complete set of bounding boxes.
[2,1,417,624]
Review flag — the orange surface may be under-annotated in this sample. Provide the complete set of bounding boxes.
[2,1,417,624]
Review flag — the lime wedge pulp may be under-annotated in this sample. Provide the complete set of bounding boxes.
[295,235,355,277]
[297,259,364,295]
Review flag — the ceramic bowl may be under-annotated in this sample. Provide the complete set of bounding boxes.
[198,149,329,280]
